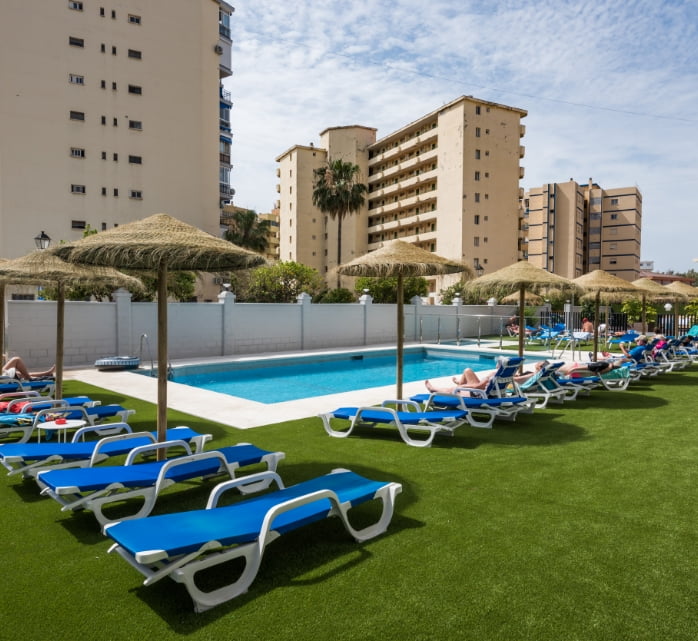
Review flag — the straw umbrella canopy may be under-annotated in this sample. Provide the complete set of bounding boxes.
[466,261,581,358]
[573,270,640,360]
[631,278,686,334]
[53,213,266,445]
[0,251,143,398]
[500,291,543,306]
[664,281,698,336]
[337,240,470,399]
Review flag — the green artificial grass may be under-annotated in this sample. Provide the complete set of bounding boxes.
[1,374,696,641]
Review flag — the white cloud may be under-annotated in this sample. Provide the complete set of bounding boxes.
[226,0,698,272]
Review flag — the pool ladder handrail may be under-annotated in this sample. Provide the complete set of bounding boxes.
[139,333,174,380]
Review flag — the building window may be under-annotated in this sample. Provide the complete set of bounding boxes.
[609,259,617,265]
[128,49,142,59]
[100,43,106,53]
[68,1,83,10]
[112,81,117,90]
[99,7,105,16]
[475,106,481,115]
[474,171,480,181]
[475,127,481,137]
[610,213,618,220]
[128,84,142,95]
[101,187,107,196]
[485,129,490,134]
[69,110,85,121]
[128,14,141,24]
[69,36,84,47]
[113,153,118,161]
[128,120,142,130]
[113,117,118,126]
[474,193,480,203]
[70,147,85,158]
[474,215,480,224]
[475,149,480,159]
[71,184,86,194]
[128,155,142,164]
[69,73,85,84]
[71,220,87,229]
[610,198,619,205]
[473,236,480,247]
[100,79,106,89]
[113,188,119,197]
[101,151,107,160]
[111,9,116,18]
[101,222,107,230]
[111,45,117,55]
[129,190,143,199]
[101,115,106,125]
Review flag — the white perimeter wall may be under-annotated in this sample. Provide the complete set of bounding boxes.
[4,291,517,368]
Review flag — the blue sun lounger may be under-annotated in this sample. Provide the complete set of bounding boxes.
[37,441,285,527]
[0,379,55,395]
[319,400,481,446]
[0,401,135,444]
[411,356,536,423]
[105,468,402,613]
[0,425,211,478]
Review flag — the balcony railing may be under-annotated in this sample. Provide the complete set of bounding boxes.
[220,88,232,103]
[220,152,231,164]
[219,24,231,39]
[219,183,234,197]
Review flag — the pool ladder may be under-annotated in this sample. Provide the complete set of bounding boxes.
[140,334,174,380]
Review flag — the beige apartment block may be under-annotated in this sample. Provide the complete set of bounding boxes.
[524,178,642,281]
[0,0,233,299]
[276,96,527,293]
[221,203,279,261]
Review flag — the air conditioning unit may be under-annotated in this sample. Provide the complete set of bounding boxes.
[214,44,224,55]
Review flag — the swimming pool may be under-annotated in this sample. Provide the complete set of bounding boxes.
[165,348,501,404]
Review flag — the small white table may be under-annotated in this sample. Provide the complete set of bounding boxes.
[37,419,86,443]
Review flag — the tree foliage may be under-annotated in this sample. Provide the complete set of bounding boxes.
[246,261,324,303]
[315,288,356,303]
[130,271,197,302]
[354,276,428,304]
[223,209,270,253]
[312,159,367,286]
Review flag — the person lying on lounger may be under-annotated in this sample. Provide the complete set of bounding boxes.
[2,354,55,381]
[425,361,546,395]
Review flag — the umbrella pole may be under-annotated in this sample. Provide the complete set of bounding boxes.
[157,259,168,456]
[396,275,404,399]
[592,294,600,362]
[518,287,525,359]
[673,303,679,337]
[641,294,647,334]
[55,283,64,400]
[0,283,5,361]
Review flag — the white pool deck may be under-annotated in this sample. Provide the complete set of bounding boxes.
[64,340,579,430]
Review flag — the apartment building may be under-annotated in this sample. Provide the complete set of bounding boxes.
[276,96,527,293]
[221,203,280,261]
[0,0,233,298]
[524,178,642,281]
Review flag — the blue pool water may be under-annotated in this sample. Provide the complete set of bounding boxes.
[169,349,499,403]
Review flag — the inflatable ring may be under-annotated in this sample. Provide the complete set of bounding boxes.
[94,356,140,371]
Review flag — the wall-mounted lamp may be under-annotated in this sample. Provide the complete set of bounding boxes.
[34,230,51,250]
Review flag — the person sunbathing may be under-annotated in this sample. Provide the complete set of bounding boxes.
[426,361,546,395]
[2,354,55,381]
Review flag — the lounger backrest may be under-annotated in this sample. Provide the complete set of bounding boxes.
[484,356,524,398]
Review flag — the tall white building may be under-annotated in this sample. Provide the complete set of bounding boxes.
[0,0,233,298]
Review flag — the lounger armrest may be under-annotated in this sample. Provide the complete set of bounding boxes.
[0,391,40,401]
[73,422,133,443]
[206,471,285,508]
[124,439,193,465]
[381,399,421,412]
[7,398,67,412]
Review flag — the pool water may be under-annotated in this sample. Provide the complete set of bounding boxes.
[170,349,498,403]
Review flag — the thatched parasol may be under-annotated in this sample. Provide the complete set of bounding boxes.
[631,278,686,334]
[0,251,143,398]
[54,213,266,446]
[337,240,470,399]
[466,261,581,358]
[500,291,543,306]
[573,270,639,360]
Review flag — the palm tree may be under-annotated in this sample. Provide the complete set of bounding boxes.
[312,159,367,288]
[223,209,271,253]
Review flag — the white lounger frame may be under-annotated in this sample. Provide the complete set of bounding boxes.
[107,468,402,613]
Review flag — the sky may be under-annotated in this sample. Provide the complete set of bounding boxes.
[224,0,698,274]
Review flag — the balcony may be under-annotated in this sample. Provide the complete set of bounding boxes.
[519,124,526,138]
[219,183,234,197]
[519,145,525,159]
[219,152,230,164]
[519,166,525,179]
[219,24,231,39]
